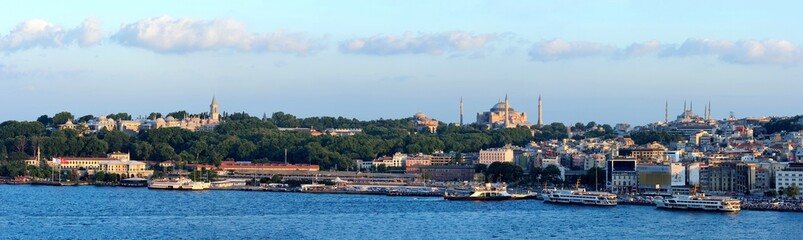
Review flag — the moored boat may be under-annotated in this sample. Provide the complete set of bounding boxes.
[148,178,210,190]
[654,193,741,212]
[542,179,617,206]
[444,183,512,201]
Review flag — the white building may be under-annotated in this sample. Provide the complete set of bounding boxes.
[776,171,803,196]
[478,148,514,165]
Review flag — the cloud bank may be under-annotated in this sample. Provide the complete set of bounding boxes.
[111,16,325,55]
[0,18,103,51]
[340,31,497,55]
[530,38,803,65]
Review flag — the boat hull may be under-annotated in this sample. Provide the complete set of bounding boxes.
[542,195,617,206]
[444,196,512,201]
[655,201,740,212]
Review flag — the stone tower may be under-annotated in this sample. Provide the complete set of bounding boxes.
[210,96,220,122]
[459,96,464,126]
[537,95,543,126]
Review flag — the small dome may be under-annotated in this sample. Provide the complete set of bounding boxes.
[165,116,176,121]
[99,115,107,121]
[156,118,166,123]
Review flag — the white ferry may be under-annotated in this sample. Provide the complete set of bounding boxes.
[541,180,617,206]
[654,193,741,212]
[148,178,211,191]
[444,183,513,201]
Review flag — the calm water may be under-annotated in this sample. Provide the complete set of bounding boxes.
[1,185,800,239]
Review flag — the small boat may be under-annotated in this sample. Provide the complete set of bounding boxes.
[444,183,513,201]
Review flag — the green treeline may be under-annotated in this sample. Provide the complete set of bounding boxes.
[1,112,618,171]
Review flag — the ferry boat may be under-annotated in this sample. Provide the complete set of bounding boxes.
[654,193,741,212]
[542,179,617,206]
[444,183,512,201]
[148,178,211,191]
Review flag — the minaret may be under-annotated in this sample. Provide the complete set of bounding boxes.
[690,101,693,112]
[459,96,464,126]
[504,94,510,127]
[684,100,687,112]
[537,95,543,126]
[665,100,669,123]
[707,100,712,121]
[210,96,220,121]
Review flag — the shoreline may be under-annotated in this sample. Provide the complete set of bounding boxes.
[4,183,801,213]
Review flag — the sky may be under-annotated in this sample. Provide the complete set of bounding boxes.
[1,0,802,126]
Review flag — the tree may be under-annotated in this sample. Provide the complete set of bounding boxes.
[95,171,106,182]
[784,184,801,198]
[167,111,189,119]
[148,112,162,120]
[36,115,52,126]
[474,164,487,174]
[542,165,562,183]
[78,115,95,123]
[133,142,154,161]
[764,190,778,198]
[486,162,524,183]
[107,113,132,121]
[154,143,176,161]
[52,112,74,125]
[583,167,606,190]
[82,137,109,157]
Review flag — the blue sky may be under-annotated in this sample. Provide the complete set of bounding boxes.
[1,0,802,126]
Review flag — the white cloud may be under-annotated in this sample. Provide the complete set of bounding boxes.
[623,40,667,57]
[66,18,104,47]
[528,38,616,61]
[339,31,497,55]
[529,38,803,65]
[0,18,102,51]
[111,16,325,55]
[662,38,803,64]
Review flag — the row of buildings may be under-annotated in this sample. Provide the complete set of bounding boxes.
[59,96,222,134]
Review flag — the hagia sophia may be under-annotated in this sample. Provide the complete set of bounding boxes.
[413,95,543,131]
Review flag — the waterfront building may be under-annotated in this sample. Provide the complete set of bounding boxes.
[405,156,432,167]
[98,159,153,178]
[430,154,455,166]
[607,159,638,193]
[478,147,514,165]
[202,161,320,173]
[419,165,474,182]
[637,164,671,194]
[476,95,530,128]
[776,171,803,197]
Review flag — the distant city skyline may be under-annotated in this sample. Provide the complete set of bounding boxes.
[1,1,802,125]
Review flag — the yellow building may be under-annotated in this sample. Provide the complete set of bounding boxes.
[413,112,439,133]
[476,95,529,128]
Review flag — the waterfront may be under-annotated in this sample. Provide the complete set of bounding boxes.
[1,185,801,239]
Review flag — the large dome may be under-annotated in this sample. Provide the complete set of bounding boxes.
[490,101,514,112]
[414,112,427,120]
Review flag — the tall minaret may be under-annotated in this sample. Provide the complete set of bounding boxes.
[690,101,693,112]
[684,100,687,112]
[665,100,669,123]
[537,95,543,126]
[707,100,712,121]
[459,96,464,126]
[210,96,220,121]
[504,94,510,127]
